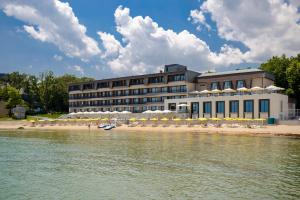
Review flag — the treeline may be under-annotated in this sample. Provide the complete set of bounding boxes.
[260,54,300,108]
[0,71,93,114]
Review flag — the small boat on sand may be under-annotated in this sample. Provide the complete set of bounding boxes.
[98,124,109,128]
[104,124,116,130]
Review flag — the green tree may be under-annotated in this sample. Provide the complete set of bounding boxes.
[260,54,300,108]
[5,86,27,115]
[1,71,94,113]
[286,57,300,104]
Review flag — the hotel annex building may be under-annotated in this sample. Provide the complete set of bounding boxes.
[68,64,289,119]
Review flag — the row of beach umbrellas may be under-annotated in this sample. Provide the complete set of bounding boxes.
[69,110,132,115]
[189,85,284,95]
[128,117,266,122]
[69,109,174,115]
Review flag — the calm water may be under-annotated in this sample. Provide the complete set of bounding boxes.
[0,130,300,200]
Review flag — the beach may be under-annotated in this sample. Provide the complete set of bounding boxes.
[0,120,299,136]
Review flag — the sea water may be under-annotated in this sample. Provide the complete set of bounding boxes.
[0,130,299,200]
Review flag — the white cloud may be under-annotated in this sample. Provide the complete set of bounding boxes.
[97,32,121,58]
[190,0,300,62]
[98,6,243,75]
[0,0,101,61]
[188,9,211,31]
[68,65,84,75]
[53,54,63,61]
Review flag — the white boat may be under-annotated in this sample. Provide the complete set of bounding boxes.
[98,124,109,128]
[104,125,114,130]
[103,123,117,130]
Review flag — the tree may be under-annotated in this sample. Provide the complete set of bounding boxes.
[260,54,300,108]
[5,86,27,115]
[1,70,94,113]
[286,57,300,105]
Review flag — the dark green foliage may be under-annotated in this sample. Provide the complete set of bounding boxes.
[260,54,300,108]
[0,71,93,113]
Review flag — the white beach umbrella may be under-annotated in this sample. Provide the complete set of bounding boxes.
[266,85,284,91]
[77,111,83,114]
[143,110,153,114]
[121,110,132,114]
[237,87,249,92]
[153,110,163,114]
[189,91,200,95]
[222,88,236,93]
[162,110,172,113]
[69,112,76,115]
[104,111,111,114]
[177,103,189,107]
[199,90,211,94]
[211,89,222,93]
[97,111,103,114]
[250,86,264,91]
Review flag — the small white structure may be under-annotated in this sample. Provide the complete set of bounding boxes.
[12,105,26,119]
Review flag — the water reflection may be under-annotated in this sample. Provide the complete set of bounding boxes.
[0,130,299,199]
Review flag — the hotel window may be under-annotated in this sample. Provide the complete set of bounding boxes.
[148,76,164,84]
[116,90,122,96]
[223,81,232,89]
[69,85,80,91]
[237,80,246,88]
[142,106,147,111]
[211,82,219,90]
[216,101,225,113]
[168,103,176,111]
[97,82,109,89]
[161,87,168,93]
[191,102,199,114]
[133,98,139,104]
[259,99,269,113]
[153,87,160,93]
[170,86,177,93]
[133,107,139,113]
[151,106,157,111]
[203,102,212,114]
[180,85,187,92]
[133,89,139,95]
[244,100,254,112]
[143,88,148,94]
[230,101,239,113]
[130,78,144,85]
[83,83,94,90]
[168,74,185,82]
[143,98,147,103]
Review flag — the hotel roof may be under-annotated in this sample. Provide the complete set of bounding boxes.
[198,68,263,78]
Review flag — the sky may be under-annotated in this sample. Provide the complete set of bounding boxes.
[0,0,299,79]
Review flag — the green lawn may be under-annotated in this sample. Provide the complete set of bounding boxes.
[27,113,66,120]
[0,113,66,121]
[0,116,15,121]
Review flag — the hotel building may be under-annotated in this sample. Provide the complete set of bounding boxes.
[69,64,289,119]
[69,64,200,113]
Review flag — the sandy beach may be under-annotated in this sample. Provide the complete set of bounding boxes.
[0,120,299,137]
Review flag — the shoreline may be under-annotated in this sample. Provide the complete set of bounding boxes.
[0,121,300,137]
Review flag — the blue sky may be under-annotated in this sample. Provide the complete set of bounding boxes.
[0,0,299,78]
